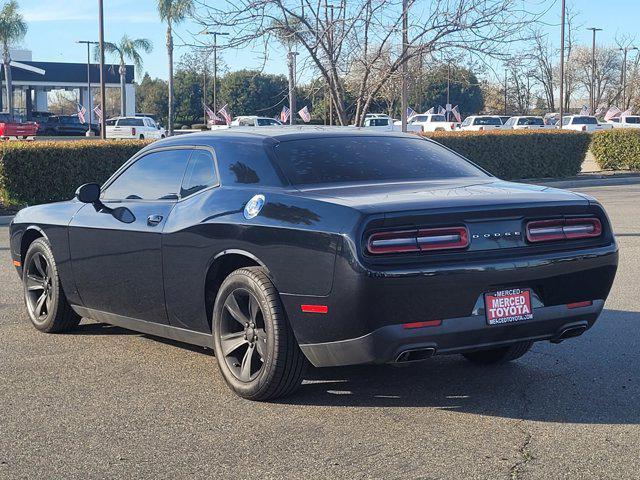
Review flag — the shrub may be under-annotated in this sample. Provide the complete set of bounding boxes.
[422,130,591,180]
[191,124,208,131]
[590,129,640,170]
[181,125,190,130]
[0,140,151,206]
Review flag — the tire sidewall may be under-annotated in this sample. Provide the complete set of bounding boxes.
[23,239,62,331]
[212,271,279,399]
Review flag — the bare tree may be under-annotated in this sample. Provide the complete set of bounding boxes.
[529,30,556,111]
[196,0,543,125]
[572,45,620,110]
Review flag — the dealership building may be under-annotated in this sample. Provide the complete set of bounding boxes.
[5,50,135,121]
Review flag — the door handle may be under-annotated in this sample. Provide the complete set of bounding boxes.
[147,214,163,226]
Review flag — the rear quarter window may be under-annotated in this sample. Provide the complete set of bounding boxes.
[214,140,283,187]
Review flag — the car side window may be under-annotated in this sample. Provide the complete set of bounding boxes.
[461,118,471,127]
[215,140,283,186]
[181,149,218,197]
[102,149,191,201]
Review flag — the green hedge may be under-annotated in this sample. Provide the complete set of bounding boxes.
[422,130,591,180]
[0,140,151,206]
[590,129,640,170]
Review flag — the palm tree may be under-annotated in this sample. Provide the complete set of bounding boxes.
[158,0,193,136]
[0,1,26,120]
[99,35,152,116]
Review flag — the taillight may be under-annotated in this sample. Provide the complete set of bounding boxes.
[526,218,602,243]
[479,126,485,131]
[132,127,136,135]
[450,123,455,130]
[581,125,587,131]
[367,226,468,254]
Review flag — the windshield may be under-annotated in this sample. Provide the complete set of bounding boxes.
[271,136,487,186]
[473,117,502,126]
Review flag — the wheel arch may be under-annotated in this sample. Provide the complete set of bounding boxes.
[20,226,49,265]
[203,250,269,329]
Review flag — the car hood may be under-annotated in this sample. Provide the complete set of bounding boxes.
[296,178,589,214]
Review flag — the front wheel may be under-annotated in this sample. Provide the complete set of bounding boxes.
[462,341,532,365]
[23,238,81,333]
[212,267,307,401]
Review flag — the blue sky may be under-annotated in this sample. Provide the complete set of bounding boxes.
[18,0,640,82]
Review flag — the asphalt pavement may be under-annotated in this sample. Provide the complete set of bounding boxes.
[1,183,639,480]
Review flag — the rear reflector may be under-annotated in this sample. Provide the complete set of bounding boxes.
[301,305,328,314]
[403,320,442,329]
[526,218,602,243]
[367,226,468,254]
[566,301,593,309]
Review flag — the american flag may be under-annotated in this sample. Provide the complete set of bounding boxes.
[437,105,446,115]
[620,108,634,117]
[451,105,462,123]
[424,107,435,114]
[218,104,232,125]
[595,105,605,116]
[604,106,621,122]
[280,105,291,123]
[406,107,416,118]
[204,104,222,123]
[298,105,311,123]
[93,104,103,120]
[579,105,590,116]
[77,103,87,123]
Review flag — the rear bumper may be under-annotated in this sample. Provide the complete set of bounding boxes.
[300,300,604,367]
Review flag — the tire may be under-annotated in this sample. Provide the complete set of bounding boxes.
[22,238,81,333]
[462,341,532,365]
[212,267,307,401]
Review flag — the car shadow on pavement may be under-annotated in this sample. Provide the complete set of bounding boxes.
[280,309,640,424]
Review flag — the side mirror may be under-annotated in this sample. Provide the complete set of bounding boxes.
[75,183,101,204]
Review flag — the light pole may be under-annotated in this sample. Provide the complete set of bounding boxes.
[620,46,638,109]
[202,31,229,115]
[446,62,451,122]
[98,0,106,139]
[559,0,566,129]
[587,28,602,115]
[400,0,409,133]
[287,51,298,125]
[503,68,508,116]
[76,40,99,135]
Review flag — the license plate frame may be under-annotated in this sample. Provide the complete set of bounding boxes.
[484,288,533,326]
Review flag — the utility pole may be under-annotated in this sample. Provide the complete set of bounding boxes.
[446,62,451,122]
[287,51,298,125]
[203,58,207,123]
[587,27,602,115]
[559,0,566,129]
[620,46,638,108]
[76,40,98,136]
[98,0,106,139]
[503,68,508,116]
[400,0,409,133]
[325,2,336,126]
[202,31,229,116]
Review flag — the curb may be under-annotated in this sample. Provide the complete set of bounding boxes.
[0,215,14,225]
[523,173,640,189]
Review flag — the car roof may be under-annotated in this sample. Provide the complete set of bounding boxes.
[146,126,414,147]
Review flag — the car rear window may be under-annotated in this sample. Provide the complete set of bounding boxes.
[624,116,640,124]
[572,116,598,125]
[271,136,487,186]
[517,117,544,126]
[430,115,446,122]
[118,118,145,126]
[473,117,502,126]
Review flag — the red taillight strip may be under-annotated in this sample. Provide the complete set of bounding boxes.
[367,226,468,255]
[566,301,593,309]
[403,320,442,329]
[301,304,328,314]
[526,218,602,243]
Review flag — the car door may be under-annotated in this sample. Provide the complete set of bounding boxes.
[68,147,192,324]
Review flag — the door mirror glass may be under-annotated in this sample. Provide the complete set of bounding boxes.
[75,183,101,203]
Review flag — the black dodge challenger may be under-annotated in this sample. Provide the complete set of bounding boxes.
[9,128,618,400]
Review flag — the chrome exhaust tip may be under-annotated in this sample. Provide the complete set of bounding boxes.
[395,347,436,363]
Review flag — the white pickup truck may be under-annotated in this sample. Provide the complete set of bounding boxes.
[608,115,640,129]
[404,113,455,132]
[362,115,422,132]
[459,116,503,131]
[560,115,613,133]
[501,116,557,130]
[105,116,166,140]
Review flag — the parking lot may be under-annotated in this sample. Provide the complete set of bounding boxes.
[0,182,638,479]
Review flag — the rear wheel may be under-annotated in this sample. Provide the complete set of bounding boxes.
[462,341,532,365]
[212,267,306,401]
[23,238,81,333]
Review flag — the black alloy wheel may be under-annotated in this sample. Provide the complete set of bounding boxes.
[219,288,268,382]
[25,251,53,324]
